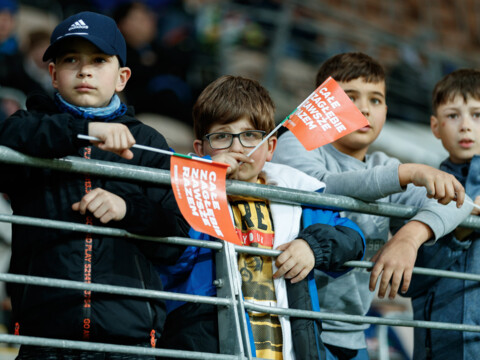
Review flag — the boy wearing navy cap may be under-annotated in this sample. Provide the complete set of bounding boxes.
[0,11,188,359]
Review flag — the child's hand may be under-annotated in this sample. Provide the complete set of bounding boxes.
[211,152,253,179]
[398,164,465,207]
[273,239,314,284]
[368,221,430,299]
[88,122,136,159]
[72,188,127,223]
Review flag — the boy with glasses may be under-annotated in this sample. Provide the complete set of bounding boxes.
[157,75,366,359]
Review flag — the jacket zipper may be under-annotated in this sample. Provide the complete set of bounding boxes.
[134,254,155,346]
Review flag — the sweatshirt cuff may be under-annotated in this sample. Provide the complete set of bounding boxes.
[412,198,474,244]
[409,213,442,245]
[373,163,404,197]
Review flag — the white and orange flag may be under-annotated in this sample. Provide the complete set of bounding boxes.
[170,155,241,245]
[284,76,369,151]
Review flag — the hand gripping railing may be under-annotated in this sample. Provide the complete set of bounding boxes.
[1,145,480,360]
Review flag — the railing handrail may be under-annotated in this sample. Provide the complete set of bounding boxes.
[0,270,479,334]
[1,145,479,359]
[1,145,479,228]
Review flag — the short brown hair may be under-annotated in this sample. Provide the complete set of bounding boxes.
[193,75,275,140]
[315,52,385,87]
[432,69,480,115]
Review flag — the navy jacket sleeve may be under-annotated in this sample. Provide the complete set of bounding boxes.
[298,208,365,272]
[0,107,89,158]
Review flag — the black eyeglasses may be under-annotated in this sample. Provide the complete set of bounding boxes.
[204,130,266,149]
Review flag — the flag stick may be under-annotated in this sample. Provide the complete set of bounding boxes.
[465,198,480,210]
[246,110,295,158]
[77,134,213,163]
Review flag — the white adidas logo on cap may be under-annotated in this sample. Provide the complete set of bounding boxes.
[68,19,89,31]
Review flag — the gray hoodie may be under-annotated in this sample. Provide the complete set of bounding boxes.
[272,131,472,349]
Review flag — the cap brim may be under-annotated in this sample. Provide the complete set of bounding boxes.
[42,35,121,65]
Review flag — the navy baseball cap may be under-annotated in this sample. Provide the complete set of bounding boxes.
[0,0,18,14]
[43,11,127,66]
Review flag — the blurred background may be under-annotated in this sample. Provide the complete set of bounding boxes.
[3,0,480,163]
[1,0,479,358]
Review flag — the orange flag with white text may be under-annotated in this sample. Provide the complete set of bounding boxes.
[170,156,241,245]
[284,76,369,151]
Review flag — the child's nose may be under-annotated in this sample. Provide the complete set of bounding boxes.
[358,98,370,117]
[229,136,244,152]
[78,64,93,78]
[460,116,473,131]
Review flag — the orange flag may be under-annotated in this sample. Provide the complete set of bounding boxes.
[170,156,241,245]
[284,76,369,151]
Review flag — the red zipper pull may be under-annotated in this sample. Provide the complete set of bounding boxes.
[150,329,156,348]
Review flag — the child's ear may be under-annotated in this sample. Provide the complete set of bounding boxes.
[266,136,277,162]
[116,67,131,92]
[430,115,441,139]
[193,139,205,157]
[48,62,59,89]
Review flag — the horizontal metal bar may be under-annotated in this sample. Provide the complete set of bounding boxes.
[2,270,479,336]
[0,146,172,186]
[2,146,479,228]
[0,272,231,307]
[346,260,480,282]
[244,302,480,333]
[0,213,223,251]
[0,334,240,360]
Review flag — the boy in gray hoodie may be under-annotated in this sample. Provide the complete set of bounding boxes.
[272,52,472,359]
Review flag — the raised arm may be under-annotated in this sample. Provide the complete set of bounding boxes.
[273,132,465,207]
[272,131,404,201]
[0,109,88,157]
[2,110,135,159]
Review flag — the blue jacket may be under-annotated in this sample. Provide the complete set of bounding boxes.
[408,156,480,360]
[160,207,365,313]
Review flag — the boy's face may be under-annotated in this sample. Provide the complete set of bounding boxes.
[332,78,387,160]
[431,94,480,164]
[48,38,131,108]
[193,117,277,183]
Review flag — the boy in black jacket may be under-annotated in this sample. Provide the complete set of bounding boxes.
[0,11,188,359]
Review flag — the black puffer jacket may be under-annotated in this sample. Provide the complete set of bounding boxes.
[0,93,189,345]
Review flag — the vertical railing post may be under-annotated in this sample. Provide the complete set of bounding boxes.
[215,242,252,359]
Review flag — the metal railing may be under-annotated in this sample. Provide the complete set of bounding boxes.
[1,145,480,359]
